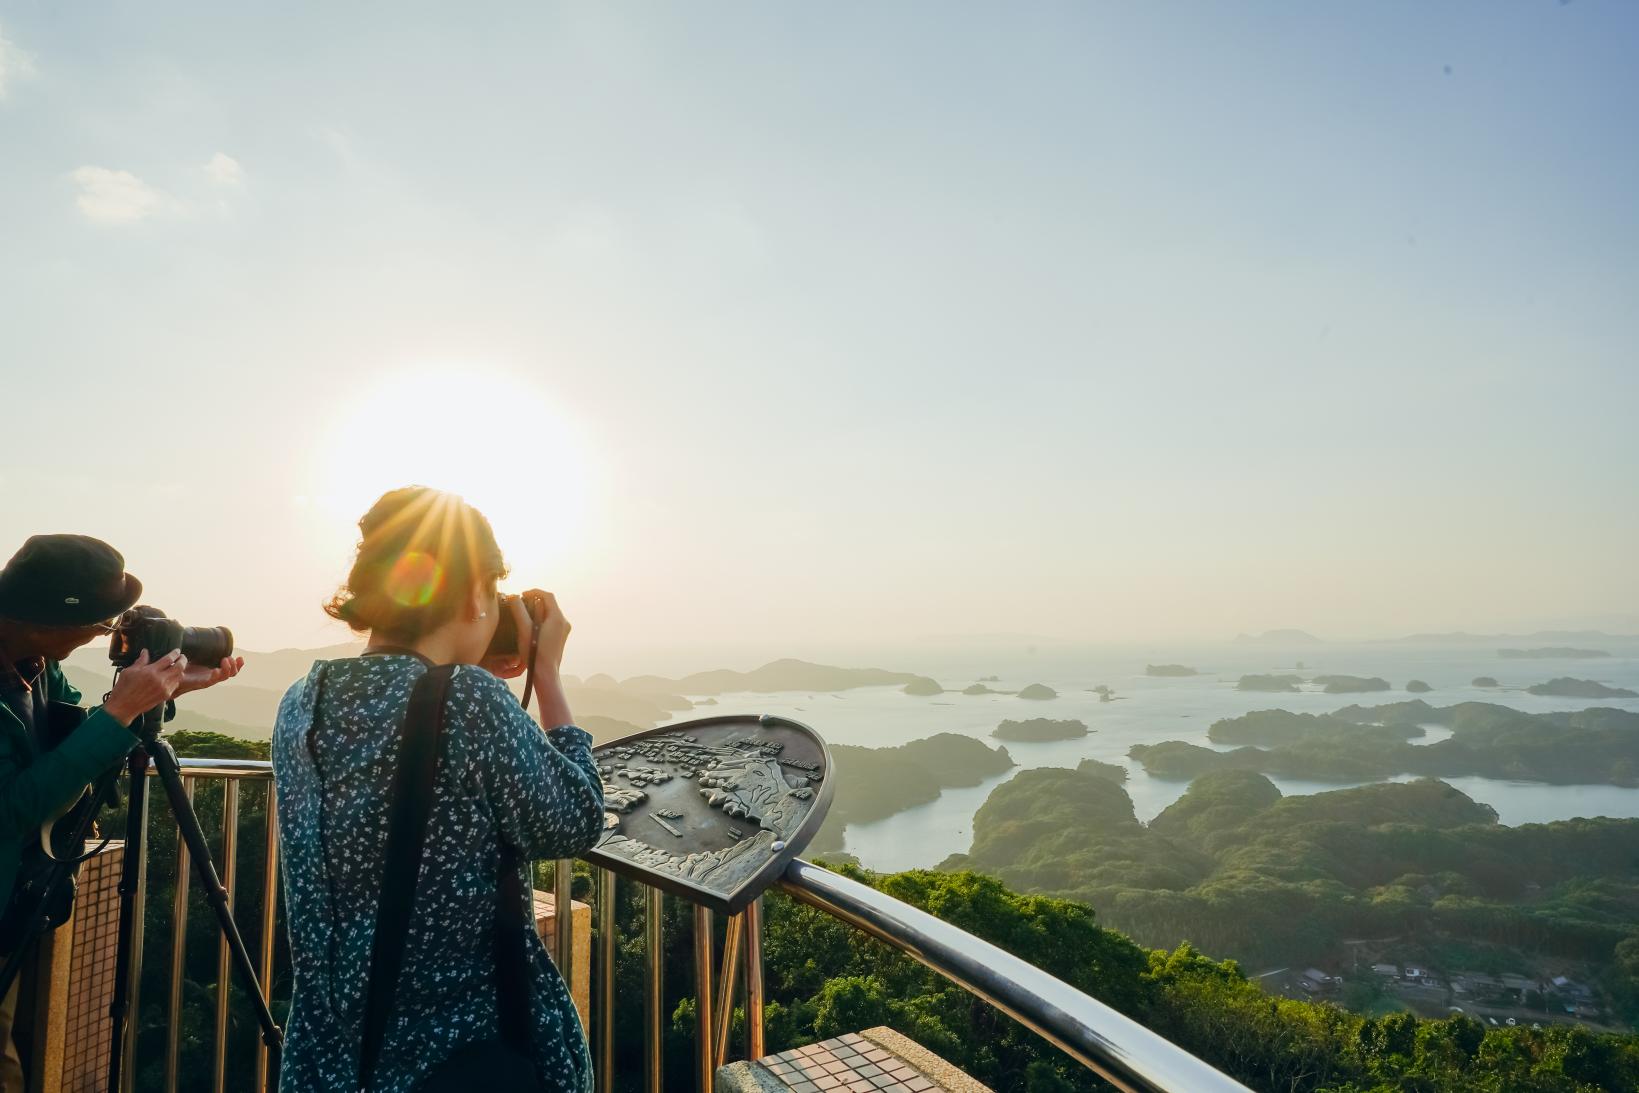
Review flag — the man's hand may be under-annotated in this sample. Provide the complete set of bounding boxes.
[104,649,188,727]
[173,655,244,697]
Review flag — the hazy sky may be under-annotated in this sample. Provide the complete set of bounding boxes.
[3,2,1636,668]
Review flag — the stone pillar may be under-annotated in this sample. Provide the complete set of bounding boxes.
[30,840,125,1093]
[532,890,592,1030]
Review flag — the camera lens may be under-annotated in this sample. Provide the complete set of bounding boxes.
[179,626,234,665]
[108,608,234,668]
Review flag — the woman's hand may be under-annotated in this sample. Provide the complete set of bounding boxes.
[173,655,245,697]
[104,649,188,727]
[529,592,571,676]
[480,594,534,679]
[528,592,575,728]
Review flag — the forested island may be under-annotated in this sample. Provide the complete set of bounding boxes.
[938,764,1639,1045]
[902,676,943,696]
[1406,679,1433,693]
[1236,673,1303,692]
[1527,677,1639,698]
[1312,674,1391,694]
[1129,700,1639,787]
[1016,683,1057,699]
[992,717,1090,742]
[808,733,1015,853]
[1145,663,1199,676]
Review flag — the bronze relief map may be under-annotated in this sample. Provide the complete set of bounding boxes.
[584,715,833,913]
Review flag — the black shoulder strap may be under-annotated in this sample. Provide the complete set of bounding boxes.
[359,664,458,1091]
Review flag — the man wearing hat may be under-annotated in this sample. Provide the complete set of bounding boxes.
[0,534,242,1091]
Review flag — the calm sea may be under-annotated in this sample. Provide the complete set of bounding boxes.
[684,640,1639,873]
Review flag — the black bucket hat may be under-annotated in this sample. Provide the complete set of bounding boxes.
[0,534,143,627]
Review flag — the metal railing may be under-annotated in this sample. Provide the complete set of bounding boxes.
[115,756,1246,1093]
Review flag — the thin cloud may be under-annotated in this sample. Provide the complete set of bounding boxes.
[204,152,244,186]
[0,24,37,99]
[68,166,167,225]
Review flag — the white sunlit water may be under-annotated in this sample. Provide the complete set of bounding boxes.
[687,640,1639,874]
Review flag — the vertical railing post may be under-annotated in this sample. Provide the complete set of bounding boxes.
[693,905,714,1093]
[712,914,743,1069]
[254,788,280,1093]
[596,868,615,1093]
[644,887,664,1093]
[164,778,196,1093]
[554,858,574,983]
[744,897,765,1061]
[213,779,240,1093]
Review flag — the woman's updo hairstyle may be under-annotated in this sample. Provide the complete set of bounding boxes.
[324,486,508,642]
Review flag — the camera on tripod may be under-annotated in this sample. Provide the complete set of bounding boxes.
[107,605,234,670]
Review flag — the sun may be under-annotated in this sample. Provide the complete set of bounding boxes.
[310,364,596,589]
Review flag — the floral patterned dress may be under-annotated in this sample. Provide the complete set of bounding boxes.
[271,655,603,1093]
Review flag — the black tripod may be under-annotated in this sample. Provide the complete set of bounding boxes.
[0,703,283,1090]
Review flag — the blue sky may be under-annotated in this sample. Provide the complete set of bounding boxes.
[2,3,1635,663]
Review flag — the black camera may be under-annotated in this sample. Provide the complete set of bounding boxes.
[485,590,548,659]
[108,605,234,669]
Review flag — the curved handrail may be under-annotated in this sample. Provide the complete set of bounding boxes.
[777,859,1250,1093]
[163,758,1247,1091]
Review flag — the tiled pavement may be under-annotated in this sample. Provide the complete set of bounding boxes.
[755,1031,939,1092]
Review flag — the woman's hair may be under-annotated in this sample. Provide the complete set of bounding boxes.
[324,486,508,641]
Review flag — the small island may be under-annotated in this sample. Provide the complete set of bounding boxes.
[1076,757,1129,783]
[962,682,997,695]
[1017,683,1058,700]
[1525,677,1638,699]
[1499,647,1610,659]
[1145,664,1200,677]
[994,717,1089,742]
[1472,676,1500,688]
[1236,673,1303,692]
[902,676,944,696]
[810,733,1015,854]
[1405,680,1432,693]
[1312,674,1391,694]
[1126,740,1232,778]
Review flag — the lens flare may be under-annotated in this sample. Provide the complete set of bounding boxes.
[385,550,444,607]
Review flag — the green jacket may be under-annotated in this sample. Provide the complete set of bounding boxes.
[0,661,137,920]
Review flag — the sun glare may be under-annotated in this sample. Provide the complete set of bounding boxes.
[311,365,596,588]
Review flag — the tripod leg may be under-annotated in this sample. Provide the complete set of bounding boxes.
[146,739,284,1060]
[105,744,151,1093]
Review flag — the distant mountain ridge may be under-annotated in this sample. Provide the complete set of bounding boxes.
[58,646,927,741]
[619,658,921,695]
[1232,629,1323,644]
[1392,630,1638,643]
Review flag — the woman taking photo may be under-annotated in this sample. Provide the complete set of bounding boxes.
[272,486,603,1093]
